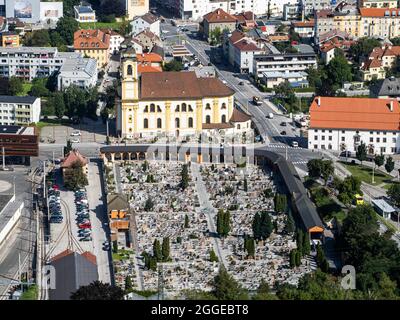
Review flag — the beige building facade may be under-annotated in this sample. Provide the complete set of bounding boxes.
[126,0,150,20]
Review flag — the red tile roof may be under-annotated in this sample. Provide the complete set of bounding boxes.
[292,20,315,28]
[203,9,237,23]
[310,97,400,131]
[229,30,246,44]
[360,8,400,17]
[233,38,260,51]
[230,108,252,122]
[136,53,163,63]
[74,29,110,50]
[61,149,88,168]
[138,65,162,73]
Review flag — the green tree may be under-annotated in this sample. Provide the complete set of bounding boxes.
[209,27,222,45]
[387,183,400,207]
[181,164,189,189]
[296,229,304,256]
[356,142,367,164]
[210,249,219,262]
[50,31,68,51]
[52,92,66,119]
[284,212,295,234]
[244,236,255,258]
[321,160,334,185]
[302,232,311,256]
[385,156,395,174]
[63,0,80,16]
[64,161,88,190]
[56,16,79,45]
[243,178,248,192]
[112,240,118,253]
[8,76,23,95]
[30,78,50,97]
[213,266,248,300]
[295,250,301,267]
[144,198,154,212]
[349,37,381,64]
[252,211,261,240]
[163,59,184,72]
[70,281,124,300]
[274,194,287,213]
[184,214,189,228]
[374,154,385,168]
[325,53,353,89]
[124,276,133,292]
[290,249,297,268]
[217,209,230,238]
[24,30,51,47]
[162,237,170,261]
[153,239,162,262]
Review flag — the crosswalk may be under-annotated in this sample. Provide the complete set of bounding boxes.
[291,160,308,165]
[265,143,303,150]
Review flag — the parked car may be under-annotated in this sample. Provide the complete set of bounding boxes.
[70,130,81,136]
[280,131,287,135]
[71,138,80,143]
[280,122,287,126]
[80,237,92,242]
[239,81,244,85]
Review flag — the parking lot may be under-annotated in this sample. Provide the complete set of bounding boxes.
[46,164,111,283]
[40,118,107,145]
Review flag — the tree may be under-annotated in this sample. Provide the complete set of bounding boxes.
[356,142,367,164]
[290,249,298,268]
[387,183,400,207]
[284,212,295,235]
[217,209,230,238]
[50,31,67,51]
[385,156,395,174]
[56,16,79,45]
[153,239,162,262]
[64,161,88,190]
[210,249,219,262]
[213,266,248,300]
[252,211,261,240]
[8,76,23,95]
[184,214,189,228]
[244,236,255,258]
[70,281,124,300]
[181,164,189,190]
[163,59,184,72]
[64,140,73,157]
[302,232,311,256]
[162,237,170,261]
[144,198,154,212]
[253,211,273,241]
[243,178,248,192]
[374,154,385,168]
[24,30,51,47]
[349,37,381,64]
[295,250,301,267]
[124,276,133,292]
[321,160,334,185]
[30,78,50,97]
[296,229,304,256]
[63,0,80,16]
[209,27,222,45]
[325,53,353,89]
[52,92,66,119]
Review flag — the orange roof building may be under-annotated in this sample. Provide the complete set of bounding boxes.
[202,9,237,43]
[61,149,89,179]
[136,52,163,74]
[74,29,110,68]
[360,45,400,81]
[308,96,400,154]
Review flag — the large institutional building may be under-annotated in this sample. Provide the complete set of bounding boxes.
[308,97,400,155]
[117,47,251,138]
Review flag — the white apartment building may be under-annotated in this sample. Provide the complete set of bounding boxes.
[0,47,81,81]
[74,4,97,23]
[180,0,275,21]
[0,96,41,126]
[107,31,125,54]
[130,12,160,37]
[57,57,98,91]
[300,0,331,16]
[253,51,317,79]
[308,97,400,155]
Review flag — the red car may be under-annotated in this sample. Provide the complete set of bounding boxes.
[79,224,92,229]
[53,185,59,190]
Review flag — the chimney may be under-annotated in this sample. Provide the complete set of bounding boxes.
[317,97,321,106]
[389,100,394,112]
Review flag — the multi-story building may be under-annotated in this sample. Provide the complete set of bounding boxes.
[253,50,317,80]
[359,0,397,8]
[292,20,315,38]
[283,3,300,21]
[102,29,125,54]
[201,9,238,42]
[117,46,251,138]
[0,125,38,162]
[0,47,81,81]
[74,3,97,23]
[1,31,19,47]
[135,29,162,52]
[300,0,331,16]
[73,29,110,69]
[315,6,400,39]
[308,96,400,154]
[360,45,400,81]
[130,12,160,37]
[0,96,40,126]
[262,71,309,88]
[57,57,98,91]
[125,0,149,20]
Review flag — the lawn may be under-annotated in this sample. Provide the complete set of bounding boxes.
[341,162,393,186]
[112,249,133,261]
[79,21,122,31]
[309,185,346,222]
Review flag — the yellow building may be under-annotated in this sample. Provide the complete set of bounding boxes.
[1,32,20,47]
[118,47,250,139]
[73,29,110,69]
[316,7,400,39]
[126,0,149,20]
[359,0,397,8]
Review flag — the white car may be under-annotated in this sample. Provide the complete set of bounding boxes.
[71,138,80,143]
[70,131,81,136]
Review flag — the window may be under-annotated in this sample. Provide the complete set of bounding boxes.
[221,103,226,110]
[127,65,133,75]
[150,104,155,112]
[205,103,211,110]
[182,103,187,112]
[157,118,162,128]
[206,115,211,124]
[175,118,180,128]
[221,115,226,123]
[377,137,380,143]
[370,137,373,142]
[322,136,325,141]
[314,145,318,149]
[143,118,148,128]
[175,105,180,112]
[383,138,387,143]
[188,117,193,128]
[188,105,193,112]
[157,105,162,112]
[341,137,345,142]
[315,136,318,140]
[328,136,332,141]
[144,105,148,112]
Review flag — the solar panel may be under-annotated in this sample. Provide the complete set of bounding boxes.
[0,125,21,134]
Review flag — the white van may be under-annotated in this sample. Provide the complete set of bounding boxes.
[291,141,299,148]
